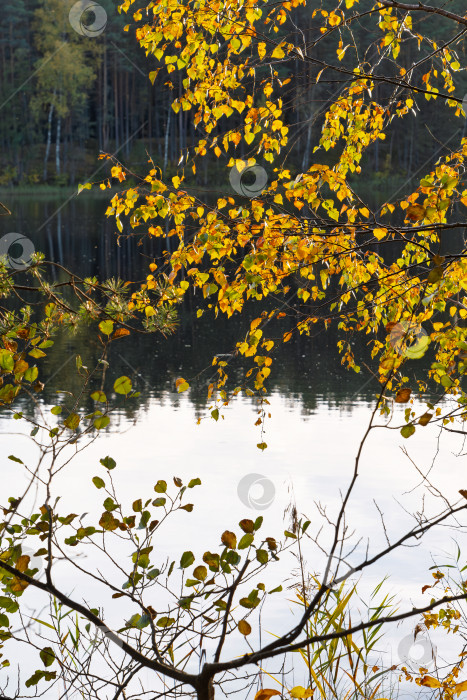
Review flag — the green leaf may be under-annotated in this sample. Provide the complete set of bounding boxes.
[0,597,18,613]
[64,413,80,430]
[24,366,38,382]
[211,408,219,421]
[29,348,46,359]
[25,670,57,687]
[39,647,55,667]
[126,614,141,628]
[238,533,254,549]
[405,335,430,360]
[154,480,167,493]
[8,455,23,464]
[256,549,268,564]
[136,613,151,629]
[180,551,195,569]
[203,551,220,571]
[401,424,415,439]
[284,530,297,539]
[94,415,110,430]
[104,497,118,512]
[99,320,114,336]
[138,511,151,529]
[50,406,62,415]
[92,477,105,489]
[239,597,259,609]
[90,390,107,402]
[188,478,201,488]
[77,182,92,194]
[193,565,207,581]
[152,497,166,507]
[100,456,116,470]
[254,516,263,530]
[157,616,175,628]
[0,613,9,627]
[0,350,14,372]
[114,376,132,395]
[99,512,119,531]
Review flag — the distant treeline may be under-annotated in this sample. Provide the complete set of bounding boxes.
[1,0,466,188]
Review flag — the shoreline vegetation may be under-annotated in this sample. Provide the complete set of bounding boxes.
[0,172,425,206]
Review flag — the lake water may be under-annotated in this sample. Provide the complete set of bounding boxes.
[0,192,466,698]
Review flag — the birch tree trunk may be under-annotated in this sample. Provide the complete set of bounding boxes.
[43,91,56,181]
[55,116,61,176]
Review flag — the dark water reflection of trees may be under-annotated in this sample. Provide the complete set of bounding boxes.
[2,194,437,426]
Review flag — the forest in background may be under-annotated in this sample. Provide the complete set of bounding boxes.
[1,0,467,189]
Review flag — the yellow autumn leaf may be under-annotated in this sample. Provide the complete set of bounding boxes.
[238,619,252,635]
[271,45,285,59]
[290,688,314,699]
[374,228,387,240]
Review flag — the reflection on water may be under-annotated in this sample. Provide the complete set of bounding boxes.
[1,195,466,699]
[1,193,388,421]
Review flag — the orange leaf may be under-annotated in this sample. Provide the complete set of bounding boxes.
[420,676,442,689]
[16,555,30,573]
[454,680,467,694]
[254,691,281,700]
[113,328,130,339]
[395,388,411,403]
[221,531,237,549]
[406,204,425,221]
